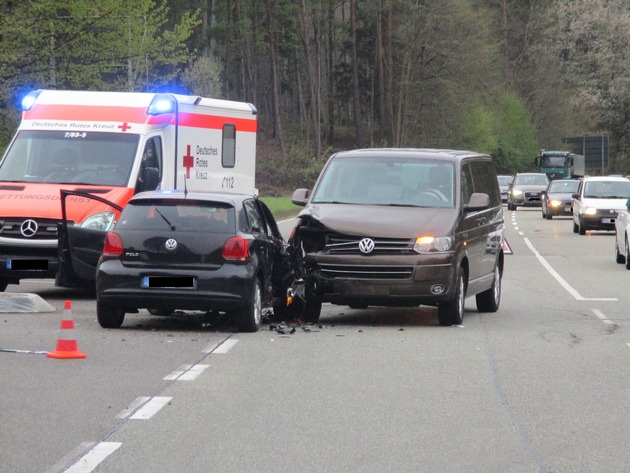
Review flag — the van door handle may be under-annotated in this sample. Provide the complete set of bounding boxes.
[476,216,487,225]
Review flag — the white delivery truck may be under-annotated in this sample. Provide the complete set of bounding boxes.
[0,89,257,290]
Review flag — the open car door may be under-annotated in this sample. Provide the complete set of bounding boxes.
[57,190,123,287]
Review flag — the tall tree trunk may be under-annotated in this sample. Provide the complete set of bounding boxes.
[384,0,394,146]
[350,0,364,148]
[299,0,322,157]
[264,0,285,155]
[375,0,386,145]
[326,0,335,146]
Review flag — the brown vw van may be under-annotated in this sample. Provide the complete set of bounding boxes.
[289,148,505,326]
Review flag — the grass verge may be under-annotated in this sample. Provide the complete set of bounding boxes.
[259,195,302,221]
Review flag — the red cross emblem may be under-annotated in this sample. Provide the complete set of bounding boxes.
[118,122,131,132]
[183,145,194,178]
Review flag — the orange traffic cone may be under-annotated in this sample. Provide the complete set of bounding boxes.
[47,301,87,359]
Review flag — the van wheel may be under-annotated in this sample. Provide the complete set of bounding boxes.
[97,301,125,328]
[438,268,465,326]
[476,265,501,312]
[236,278,262,332]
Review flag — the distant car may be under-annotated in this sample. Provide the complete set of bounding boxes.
[95,190,292,332]
[614,197,630,269]
[507,172,549,210]
[497,175,514,203]
[541,179,581,219]
[572,176,630,235]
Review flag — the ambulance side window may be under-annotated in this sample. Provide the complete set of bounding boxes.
[136,136,162,192]
[222,125,236,168]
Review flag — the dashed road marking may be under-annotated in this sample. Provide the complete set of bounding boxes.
[212,338,239,353]
[130,396,171,420]
[164,364,209,381]
[63,442,122,473]
[591,308,616,325]
[116,396,151,419]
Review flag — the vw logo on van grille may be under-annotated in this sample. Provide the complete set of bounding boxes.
[165,238,178,251]
[358,238,375,254]
[20,219,38,238]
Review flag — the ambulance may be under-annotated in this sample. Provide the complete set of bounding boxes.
[0,89,258,291]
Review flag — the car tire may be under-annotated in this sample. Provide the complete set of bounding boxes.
[625,237,630,270]
[507,201,513,211]
[235,278,262,332]
[476,264,501,312]
[578,217,586,235]
[573,219,579,233]
[546,211,552,220]
[97,301,125,328]
[438,267,465,326]
[615,234,625,264]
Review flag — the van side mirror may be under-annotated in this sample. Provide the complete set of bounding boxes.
[464,192,490,211]
[292,188,310,206]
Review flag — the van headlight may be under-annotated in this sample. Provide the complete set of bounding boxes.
[414,236,453,254]
[80,211,116,231]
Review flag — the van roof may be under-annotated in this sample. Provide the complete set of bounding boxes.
[331,148,491,162]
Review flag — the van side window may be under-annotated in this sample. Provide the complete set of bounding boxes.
[461,163,474,205]
[136,136,162,192]
[222,125,236,168]
[470,160,501,206]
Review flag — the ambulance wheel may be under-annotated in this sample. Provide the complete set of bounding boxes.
[97,301,125,328]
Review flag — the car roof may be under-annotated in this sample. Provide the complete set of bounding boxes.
[516,172,547,176]
[331,148,491,162]
[582,176,630,182]
[129,190,255,205]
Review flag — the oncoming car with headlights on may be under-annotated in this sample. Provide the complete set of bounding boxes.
[289,148,505,326]
[541,179,581,219]
[95,190,292,332]
[572,176,630,235]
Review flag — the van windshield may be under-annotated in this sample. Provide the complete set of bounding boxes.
[0,130,139,186]
[312,156,455,208]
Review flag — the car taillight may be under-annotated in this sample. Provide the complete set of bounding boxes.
[222,237,249,261]
[102,232,124,257]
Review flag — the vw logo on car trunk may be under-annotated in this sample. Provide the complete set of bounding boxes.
[359,238,375,254]
[165,238,178,251]
[20,219,38,238]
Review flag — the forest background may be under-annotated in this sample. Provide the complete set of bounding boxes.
[1,0,629,195]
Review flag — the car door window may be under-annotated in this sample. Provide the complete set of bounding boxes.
[244,199,266,234]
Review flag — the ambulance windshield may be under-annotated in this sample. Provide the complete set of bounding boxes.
[0,130,139,186]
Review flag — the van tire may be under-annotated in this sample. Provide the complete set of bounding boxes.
[97,301,125,328]
[438,268,465,326]
[476,265,501,312]
[235,278,262,332]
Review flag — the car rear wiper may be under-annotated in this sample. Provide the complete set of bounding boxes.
[155,208,176,230]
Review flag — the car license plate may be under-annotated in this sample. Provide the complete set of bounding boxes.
[564,206,571,212]
[601,218,615,224]
[7,259,48,270]
[141,276,196,288]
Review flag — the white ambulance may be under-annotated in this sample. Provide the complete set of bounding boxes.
[0,89,258,290]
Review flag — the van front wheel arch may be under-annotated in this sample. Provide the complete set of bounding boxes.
[438,267,465,326]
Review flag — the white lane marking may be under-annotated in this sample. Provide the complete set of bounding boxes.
[202,341,222,353]
[164,364,209,381]
[130,396,171,420]
[116,396,151,419]
[63,442,122,473]
[523,238,617,301]
[213,338,239,354]
[591,308,615,325]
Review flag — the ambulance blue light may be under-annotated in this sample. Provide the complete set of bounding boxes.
[22,90,42,111]
[147,94,176,115]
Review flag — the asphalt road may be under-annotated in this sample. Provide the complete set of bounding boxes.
[1,208,629,473]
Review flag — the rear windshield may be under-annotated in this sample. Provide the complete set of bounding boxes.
[117,200,236,233]
[312,156,455,208]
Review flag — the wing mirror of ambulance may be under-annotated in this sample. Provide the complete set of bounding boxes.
[291,188,311,206]
[464,192,490,212]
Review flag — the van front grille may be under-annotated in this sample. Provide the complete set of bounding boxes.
[319,263,413,280]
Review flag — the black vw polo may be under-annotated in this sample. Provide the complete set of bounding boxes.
[95,190,291,332]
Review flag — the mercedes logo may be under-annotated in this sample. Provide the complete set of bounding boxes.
[358,238,375,254]
[20,219,38,238]
[165,238,178,251]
